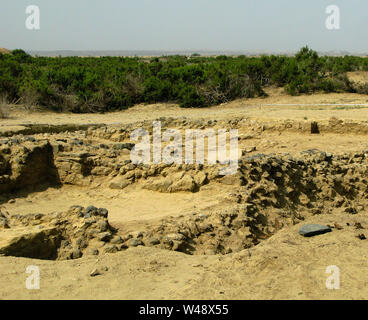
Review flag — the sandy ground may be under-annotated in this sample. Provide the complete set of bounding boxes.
[1,212,368,300]
[2,90,368,300]
[0,184,228,233]
[2,91,368,131]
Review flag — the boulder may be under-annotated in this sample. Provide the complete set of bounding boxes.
[299,224,332,237]
[109,176,131,189]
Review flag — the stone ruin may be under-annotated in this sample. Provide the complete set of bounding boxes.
[1,118,368,259]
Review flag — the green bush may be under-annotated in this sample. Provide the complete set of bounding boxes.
[179,86,205,108]
[0,47,367,112]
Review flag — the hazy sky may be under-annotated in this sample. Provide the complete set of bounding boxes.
[1,0,367,53]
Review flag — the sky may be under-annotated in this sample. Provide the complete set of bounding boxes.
[1,0,368,53]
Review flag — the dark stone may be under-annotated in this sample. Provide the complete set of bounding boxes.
[111,235,123,244]
[103,244,118,253]
[97,232,112,242]
[24,137,36,142]
[311,122,320,134]
[97,208,109,218]
[345,207,358,215]
[127,238,143,247]
[113,143,135,151]
[84,206,98,217]
[146,238,160,246]
[357,234,367,240]
[299,224,332,237]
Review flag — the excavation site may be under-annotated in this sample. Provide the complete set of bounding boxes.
[5,0,368,304]
[1,92,368,299]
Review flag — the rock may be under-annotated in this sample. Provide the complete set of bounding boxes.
[87,228,99,239]
[117,243,128,250]
[109,176,130,190]
[113,143,135,151]
[345,206,358,215]
[127,238,143,247]
[71,249,82,259]
[0,218,9,229]
[165,233,185,241]
[169,174,196,192]
[334,223,344,230]
[171,240,184,251]
[357,234,367,240]
[84,206,98,218]
[90,268,101,277]
[97,232,112,242]
[86,248,99,256]
[130,231,143,239]
[111,235,123,244]
[299,224,332,237]
[219,173,244,186]
[96,221,108,232]
[123,234,133,242]
[146,238,160,246]
[193,171,207,186]
[143,177,173,192]
[354,222,364,230]
[69,205,84,217]
[75,237,88,249]
[242,146,257,155]
[197,223,213,233]
[103,244,118,253]
[0,211,10,229]
[97,208,108,218]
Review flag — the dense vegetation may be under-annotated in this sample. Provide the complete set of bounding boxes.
[0,47,367,113]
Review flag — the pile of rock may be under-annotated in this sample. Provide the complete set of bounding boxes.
[118,203,268,255]
[0,206,124,260]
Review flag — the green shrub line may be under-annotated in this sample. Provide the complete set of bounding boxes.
[0,47,367,113]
